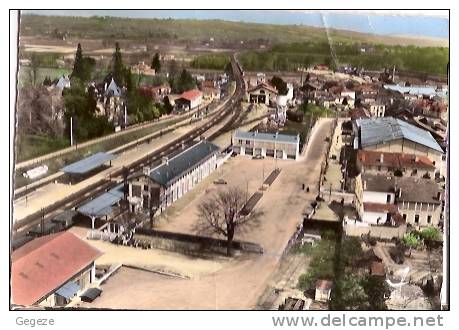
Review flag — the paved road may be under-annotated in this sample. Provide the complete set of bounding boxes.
[82,118,334,310]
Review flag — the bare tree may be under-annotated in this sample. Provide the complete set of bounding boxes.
[194,187,262,256]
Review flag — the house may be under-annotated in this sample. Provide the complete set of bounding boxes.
[232,130,300,160]
[11,231,102,307]
[315,280,333,302]
[54,75,70,90]
[357,150,436,179]
[246,82,278,105]
[314,64,329,71]
[128,140,220,213]
[175,89,203,111]
[355,173,443,228]
[364,102,386,118]
[201,86,221,101]
[138,83,171,101]
[131,61,155,76]
[354,117,444,177]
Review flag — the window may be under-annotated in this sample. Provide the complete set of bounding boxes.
[245,140,250,145]
[143,184,149,192]
[415,214,420,224]
[386,194,391,203]
[427,215,432,224]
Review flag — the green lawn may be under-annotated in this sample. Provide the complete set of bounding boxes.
[17,67,72,88]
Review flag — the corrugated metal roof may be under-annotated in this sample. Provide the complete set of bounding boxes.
[149,140,220,187]
[77,184,124,217]
[55,281,80,299]
[61,152,116,174]
[356,117,443,153]
[234,129,299,144]
[384,84,447,99]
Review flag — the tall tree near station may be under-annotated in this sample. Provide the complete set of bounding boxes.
[72,43,85,81]
[151,52,161,73]
[112,42,125,86]
[195,187,262,256]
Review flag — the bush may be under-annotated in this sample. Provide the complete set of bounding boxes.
[286,110,303,123]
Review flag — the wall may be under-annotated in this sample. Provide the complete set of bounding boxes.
[344,222,407,239]
[362,211,388,225]
[363,191,395,204]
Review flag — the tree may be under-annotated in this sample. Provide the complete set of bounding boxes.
[194,187,262,256]
[72,43,85,81]
[330,274,369,310]
[112,42,125,86]
[151,52,161,73]
[361,275,391,310]
[420,227,441,241]
[29,53,40,86]
[403,232,422,256]
[270,76,288,95]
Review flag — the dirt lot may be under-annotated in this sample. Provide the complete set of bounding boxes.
[77,118,334,310]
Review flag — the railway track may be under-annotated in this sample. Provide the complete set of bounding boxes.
[12,55,245,238]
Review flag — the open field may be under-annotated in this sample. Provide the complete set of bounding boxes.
[20,15,448,47]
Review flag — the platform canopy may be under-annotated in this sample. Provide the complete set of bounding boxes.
[77,185,124,218]
[61,152,116,174]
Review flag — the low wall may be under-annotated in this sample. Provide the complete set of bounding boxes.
[344,222,406,239]
[135,228,264,256]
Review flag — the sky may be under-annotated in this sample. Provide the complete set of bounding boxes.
[22,10,449,40]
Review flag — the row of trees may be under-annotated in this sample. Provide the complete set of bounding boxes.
[238,41,448,76]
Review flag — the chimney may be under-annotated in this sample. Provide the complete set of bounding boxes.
[380,153,384,163]
[363,180,367,190]
[398,188,402,198]
[437,191,442,200]
[143,166,150,176]
[415,155,419,162]
[162,157,169,166]
[181,142,185,150]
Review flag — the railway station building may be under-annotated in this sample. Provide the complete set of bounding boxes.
[232,129,300,160]
[246,82,278,105]
[128,140,220,213]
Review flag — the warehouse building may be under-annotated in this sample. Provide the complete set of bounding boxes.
[232,130,300,160]
[11,231,102,307]
[354,117,444,176]
[128,140,220,213]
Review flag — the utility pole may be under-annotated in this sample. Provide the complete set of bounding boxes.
[70,116,73,146]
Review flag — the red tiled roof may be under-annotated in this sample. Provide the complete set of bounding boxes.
[12,232,102,306]
[179,89,203,101]
[357,150,435,170]
[363,202,398,214]
[247,82,278,94]
[350,108,370,120]
[201,80,215,88]
[370,261,386,276]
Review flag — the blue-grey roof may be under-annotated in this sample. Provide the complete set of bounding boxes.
[149,140,220,187]
[77,184,124,218]
[234,130,299,144]
[55,281,80,299]
[356,117,443,153]
[384,84,447,99]
[61,152,116,174]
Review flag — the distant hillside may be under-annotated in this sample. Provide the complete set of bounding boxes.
[20,14,448,48]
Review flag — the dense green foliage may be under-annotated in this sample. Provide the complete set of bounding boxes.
[169,69,196,94]
[269,76,288,95]
[299,102,334,117]
[112,42,125,85]
[151,52,161,72]
[239,42,448,76]
[296,234,390,310]
[71,44,96,82]
[419,227,441,241]
[190,53,230,70]
[63,80,113,142]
